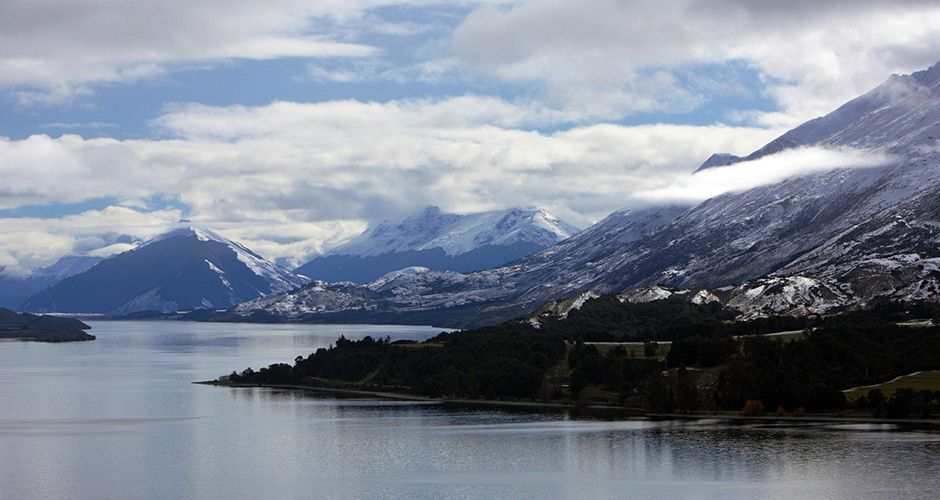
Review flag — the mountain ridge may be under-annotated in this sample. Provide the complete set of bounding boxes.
[294,206,578,283]
[23,225,306,315]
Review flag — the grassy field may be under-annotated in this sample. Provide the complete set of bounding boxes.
[584,341,671,359]
[843,370,940,403]
[584,329,809,360]
[897,319,936,328]
[744,330,808,342]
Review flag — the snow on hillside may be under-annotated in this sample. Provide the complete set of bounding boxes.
[159,226,305,293]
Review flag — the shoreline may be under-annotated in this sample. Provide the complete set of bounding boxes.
[195,380,940,427]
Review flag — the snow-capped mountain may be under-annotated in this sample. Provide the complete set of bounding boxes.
[29,256,104,285]
[234,205,688,326]
[23,226,306,315]
[294,206,578,283]
[233,61,940,327]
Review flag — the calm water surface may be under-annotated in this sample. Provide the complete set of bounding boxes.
[1,320,938,499]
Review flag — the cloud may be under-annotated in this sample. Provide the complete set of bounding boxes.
[0,206,181,276]
[0,96,782,273]
[635,146,894,203]
[0,0,440,103]
[453,0,940,125]
[303,57,466,84]
[38,122,118,130]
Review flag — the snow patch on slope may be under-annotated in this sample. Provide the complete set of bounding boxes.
[157,225,306,292]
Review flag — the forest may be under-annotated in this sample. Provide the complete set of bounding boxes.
[226,296,940,416]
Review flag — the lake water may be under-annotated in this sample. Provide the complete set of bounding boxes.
[1,320,939,499]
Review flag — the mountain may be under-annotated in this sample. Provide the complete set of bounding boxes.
[23,226,306,315]
[294,206,579,283]
[232,61,940,327]
[232,205,688,326]
[29,255,104,286]
[0,256,103,310]
[0,274,37,311]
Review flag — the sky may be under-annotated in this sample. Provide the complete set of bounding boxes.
[2,0,940,275]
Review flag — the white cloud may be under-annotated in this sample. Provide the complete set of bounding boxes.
[635,146,894,203]
[454,0,940,126]
[304,57,466,84]
[0,206,181,276]
[0,0,439,103]
[0,96,782,273]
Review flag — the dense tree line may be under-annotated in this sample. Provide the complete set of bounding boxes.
[715,312,940,411]
[226,299,940,415]
[230,322,566,399]
[566,340,662,399]
[560,307,940,413]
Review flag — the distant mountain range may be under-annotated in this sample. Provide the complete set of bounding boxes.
[294,206,578,283]
[11,206,575,316]
[23,227,306,315]
[231,61,940,327]
[0,256,103,310]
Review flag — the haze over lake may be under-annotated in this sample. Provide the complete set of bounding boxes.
[0,321,938,499]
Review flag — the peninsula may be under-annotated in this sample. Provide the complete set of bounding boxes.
[0,308,95,342]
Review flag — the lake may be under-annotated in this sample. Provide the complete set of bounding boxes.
[1,320,938,499]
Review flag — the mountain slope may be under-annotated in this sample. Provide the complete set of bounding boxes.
[24,227,306,315]
[592,62,940,295]
[233,62,940,327]
[29,256,104,286]
[0,256,103,310]
[0,274,38,311]
[234,205,689,326]
[294,206,578,283]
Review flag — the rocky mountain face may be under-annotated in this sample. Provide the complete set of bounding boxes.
[23,227,306,315]
[294,206,578,283]
[232,62,940,327]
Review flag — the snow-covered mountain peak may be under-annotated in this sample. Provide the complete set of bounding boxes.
[30,256,103,282]
[148,224,305,292]
[153,225,230,245]
[294,205,580,284]
[25,222,307,315]
[694,153,741,172]
[367,266,433,289]
[329,206,578,258]
[692,62,940,175]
